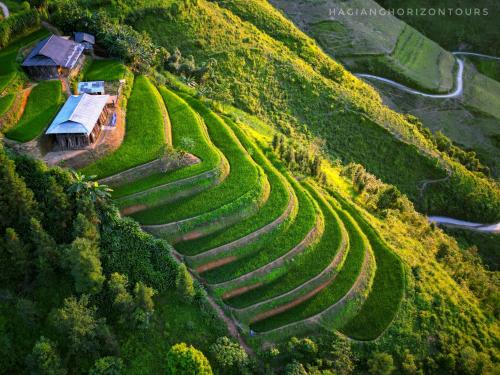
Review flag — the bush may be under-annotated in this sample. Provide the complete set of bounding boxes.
[209,337,248,374]
[166,343,213,375]
[0,9,40,48]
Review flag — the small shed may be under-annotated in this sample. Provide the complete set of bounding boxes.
[73,32,95,52]
[78,81,105,95]
[46,93,110,150]
[22,35,85,80]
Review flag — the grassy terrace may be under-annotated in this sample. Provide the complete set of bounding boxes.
[176,118,291,255]
[81,75,166,178]
[204,177,317,285]
[131,97,261,225]
[336,193,405,340]
[0,72,16,93]
[5,80,62,142]
[250,195,367,332]
[84,59,128,81]
[113,87,221,199]
[0,93,15,116]
[225,183,343,308]
[0,29,48,76]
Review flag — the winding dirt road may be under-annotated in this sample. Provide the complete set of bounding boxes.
[0,2,9,18]
[356,58,464,98]
[428,216,500,233]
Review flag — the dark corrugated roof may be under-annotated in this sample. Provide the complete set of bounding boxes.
[22,35,84,69]
[74,32,95,44]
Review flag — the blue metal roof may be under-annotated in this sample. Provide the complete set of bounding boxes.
[46,94,109,135]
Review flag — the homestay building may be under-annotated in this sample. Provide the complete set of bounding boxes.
[46,93,110,150]
[73,32,95,53]
[22,35,85,80]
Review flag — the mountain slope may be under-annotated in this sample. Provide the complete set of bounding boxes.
[123,0,499,222]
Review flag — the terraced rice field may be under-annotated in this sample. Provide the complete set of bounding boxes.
[5,80,63,142]
[81,75,168,178]
[104,84,405,346]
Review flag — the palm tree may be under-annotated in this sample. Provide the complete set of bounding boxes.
[68,171,113,202]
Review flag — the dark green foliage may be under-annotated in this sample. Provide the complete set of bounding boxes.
[0,144,39,238]
[367,352,395,375]
[165,343,213,375]
[49,0,159,72]
[26,336,66,375]
[14,156,73,243]
[176,263,195,303]
[284,361,308,375]
[0,8,40,48]
[98,206,178,291]
[89,357,124,375]
[108,272,134,317]
[49,295,109,365]
[209,336,248,374]
[64,236,105,295]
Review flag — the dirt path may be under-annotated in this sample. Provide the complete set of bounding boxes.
[256,240,374,338]
[0,2,9,18]
[428,216,500,233]
[233,223,349,319]
[188,188,296,267]
[211,215,323,291]
[356,59,464,98]
[251,278,333,323]
[59,77,72,97]
[170,249,254,355]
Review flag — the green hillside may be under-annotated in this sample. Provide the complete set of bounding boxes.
[267,0,456,93]
[0,1,498,374]
[377,0,500,56]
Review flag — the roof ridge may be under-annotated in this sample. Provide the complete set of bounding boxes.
[68,93,88,123]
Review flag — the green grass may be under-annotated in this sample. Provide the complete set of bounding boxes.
[81,75,166,178]
[0,72,16,93]
[112,87,221,198]
[176,118,291,255]
[128,0,500,223]
[225,183,343,308]
[250,195,367,332]
[0,93,15,116]
[131,97,261,224]
[0,29,48,76]
[335,193,405,340]
[377,0,500,56]
[120,290,228,374]
[5,80,62,142]
[84,59,128,81]
[468,57,500,82]
[2,0,26,15]
[389,24,455,92]
[203,176,317,285]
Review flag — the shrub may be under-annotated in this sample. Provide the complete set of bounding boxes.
[166,343,213,375]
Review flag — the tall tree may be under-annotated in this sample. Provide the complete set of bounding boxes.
[0,144,39,238]
[166,343,213,375]
[175,263,195,303]
[26,336,67,375]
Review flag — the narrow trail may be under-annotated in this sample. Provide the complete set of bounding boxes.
[356,58,465,98]
[189,188,296,268]
[233,225,349,321]
[0,2,9,18]
[213,215,323,292]
[428,216,500,233]
[170,250,254,355]
[356,51,500,99]
[452,51,500,61]
[256,241,374,337]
